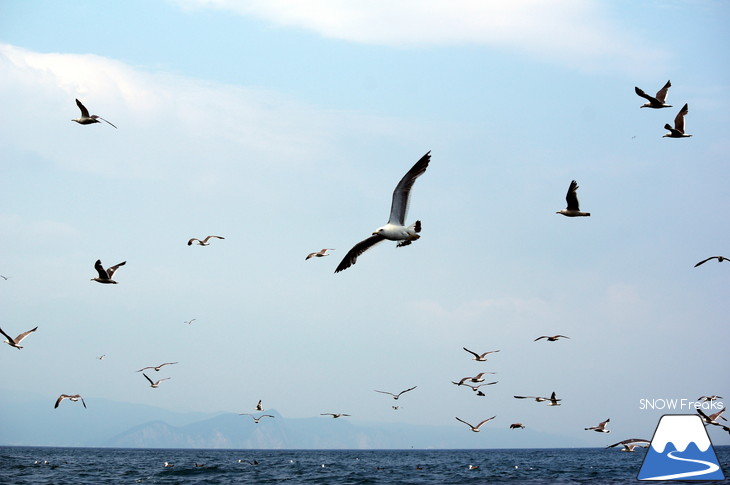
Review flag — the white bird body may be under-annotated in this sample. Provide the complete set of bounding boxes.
[72,98,117,128]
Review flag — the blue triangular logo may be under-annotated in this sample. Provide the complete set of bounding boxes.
[638,414,725,481]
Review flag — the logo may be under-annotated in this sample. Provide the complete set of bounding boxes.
[638,414,725,481]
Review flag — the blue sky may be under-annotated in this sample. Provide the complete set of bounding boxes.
[0,0,728,447]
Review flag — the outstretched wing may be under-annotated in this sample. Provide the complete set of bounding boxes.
[75,98,91,118]
[462,347,479,358]
[334,235,385,273]
[455,416,473,428]
[374,389,396,397]
[0,326,15,344]
[96,116,117,129]
[565,180,581,211]
[388,151,431,225]
[634,86,656,103]
[14,326,38,343]
[397,386,418,397]
[94,260,109,279]
[474,416,496,429]
[143,373,155,385]
[655,80,671,103]
[106,261,126,278]
[674,103,689,133]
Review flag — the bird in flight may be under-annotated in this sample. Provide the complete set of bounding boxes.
[374,386,418,400]
[72,98,117,128]
[305,248,334,260]
[321,413,350,418]
[698,395,724,402]
[510,423,526,429]
[694,256,728,267]
[462,347,500,361]
[585,418,611,433]
[137,362,178,372]
[188,235,225,246]
[514,391,561,406]
[91,260,126,284]
[54,394,86,409]
[556,180,590,217]
[455,416,496,432]
[143,373,171,388]
[534,335,570,342]
[255,400,264,411]
[663,103,692,138]
[240,414,275,423]
[634,80,672,109]
[335,151,431,273]
[0,325,38,350]
[454,373,497,386]
[606,438,650,452]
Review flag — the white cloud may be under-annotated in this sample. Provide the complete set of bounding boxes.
[173,0,667,73]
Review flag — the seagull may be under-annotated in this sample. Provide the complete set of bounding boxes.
[188,235,225,246]
[510,423,526,429]
[320,413,350,418]
[184,319,197,325]
[634,80,672,109]
[137,362,178,372]
[0,325,38,349]
[163,462,174,468]
[72,98,117,128]
[663,103,691,138]
[514,391,561,406]
[454,373,497,386]
[534,335,570,342]
[54,394,86,409]
[606,438,650,452]
[698,395,724,402]
[585,418,611,433]
[240,414,275,423]
[96,354,106,360]
[698,408,727,425]
[452,382,495,393]
[468,465,480,470]
[455,416,496,432]
[305,248,334,260]
[91,259,126,284]
[143,373,171,388]
[0,275,8,280]
[556,180,590,217]
[374,386,417,400]
[335,151,431,273]
[462,347,500,361]
[255,400,263,411]
[695,257,728,267]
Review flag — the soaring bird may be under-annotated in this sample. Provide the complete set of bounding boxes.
[240,414,275,423]
[663,103,691,138]
[0,325,38,349]
[187,235,225,246]
[452,382,493,393]
[335,152,431,273]
[305,248,334,260]
[255,400,264,411]
[585,418,611,433]
[72,98,117,128]
[374,386,417,400]
[514,392,561,406]
[455,416,496,432]
[320,413,350,418]
[634,80,672,109]
[606,438,650,452]
[510,423,526,429]
[137,362,178,372]
[91,260,126,284]
[462,347,500,361]
[695,257,728,267]
[534,335,570,342]
[143,373,171,388]
[556,180,590,217]
[698,408,727,425]
[698,395,724,402]
[54,394,86,409]
[454,373,497,386]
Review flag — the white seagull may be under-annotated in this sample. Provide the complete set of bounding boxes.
[91,259,126,284]
[306,248,334,260]
[663,103,691,138]
[188,235,225,246]
[240,414,275,423]
[585,418,611,433]
[462,347,500,361]
[321,413,350,418]
[454,373,497,386]
[335,151,431,273]
[0,325,38,349]
[698,408,727,425]
[695,257,728,267]
[635,80,672,109]
[455,416,496,432]
[72,98,117,128]
[255,400,263,411]
[556,180,590,217]
[374,386,417,400]
[137,362,178,372]
[606,438,650,452]
[534,335,570,342]
[54,394,86,409]
[143,373,171,388]
[514,391,561,406]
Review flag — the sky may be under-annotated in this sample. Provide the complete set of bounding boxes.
[0,0,729,448]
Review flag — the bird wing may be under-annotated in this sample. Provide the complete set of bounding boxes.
[54,395,67,408]
[694,257,715,267]
[106,261,126,278]
[94,260,109,279]
[96,116,117,129]
[634,86,657,103]
[75,98,90,118]
[202,235,224,244]
[80,397,87,408]
[655,80,671,103]
[607,438,649,448]
[188,238,200,246]
[474,416,496,429]
[514,396,538,399]
[398,386,418,396]
[550,392,560,401]
[161,362,178,367]
[556,335,570,339]
[334,235,385,273]
[0,326,16,344]
[387,151,431,225]
[14,326,38,343]
[462,347,479,358]
[565,180,581,211]
[374,390,396,397]
[143,373,155,385]
[534,336,547,341]
[674,103,688,133]
[455,416,474,428]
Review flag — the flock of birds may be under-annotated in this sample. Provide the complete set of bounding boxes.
[2,82,727,455]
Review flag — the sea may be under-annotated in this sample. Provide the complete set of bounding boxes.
[1,446,728,484]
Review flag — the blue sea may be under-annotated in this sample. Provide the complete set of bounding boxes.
[2,446,728,484]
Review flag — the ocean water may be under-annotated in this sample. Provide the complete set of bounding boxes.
[2,446,728,484]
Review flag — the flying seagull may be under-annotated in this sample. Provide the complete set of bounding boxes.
[695,257,728,267]
[335,151,431,273]
[188,235,225,246]
[240,414,275,423]
[374,386,418,400]
[143,373,171,388]
[455,416,496,432]
[0,325,38,349]
[698,395,724,402]
[452,382,493,393]
[96,354,106,360]
[634,80,672,109]
[698,408,728,425]
[255,400,263,411]
[510,423,526,429]
[534,335,570,342]
[585,418,611,433]
[91,259,126,284]
[54,394,86,409]
[462,347,500,361]
[305,248,334,260]
[137,362,178,372]
[72,98,117,128]
[184,319,197,325]
[663,103,691,138]
[320,413,350,418]
[514,391,561,406]
[0,275,8,280]
[606,438,650,452]
[454,373,497,386]
[556,180,590,217]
